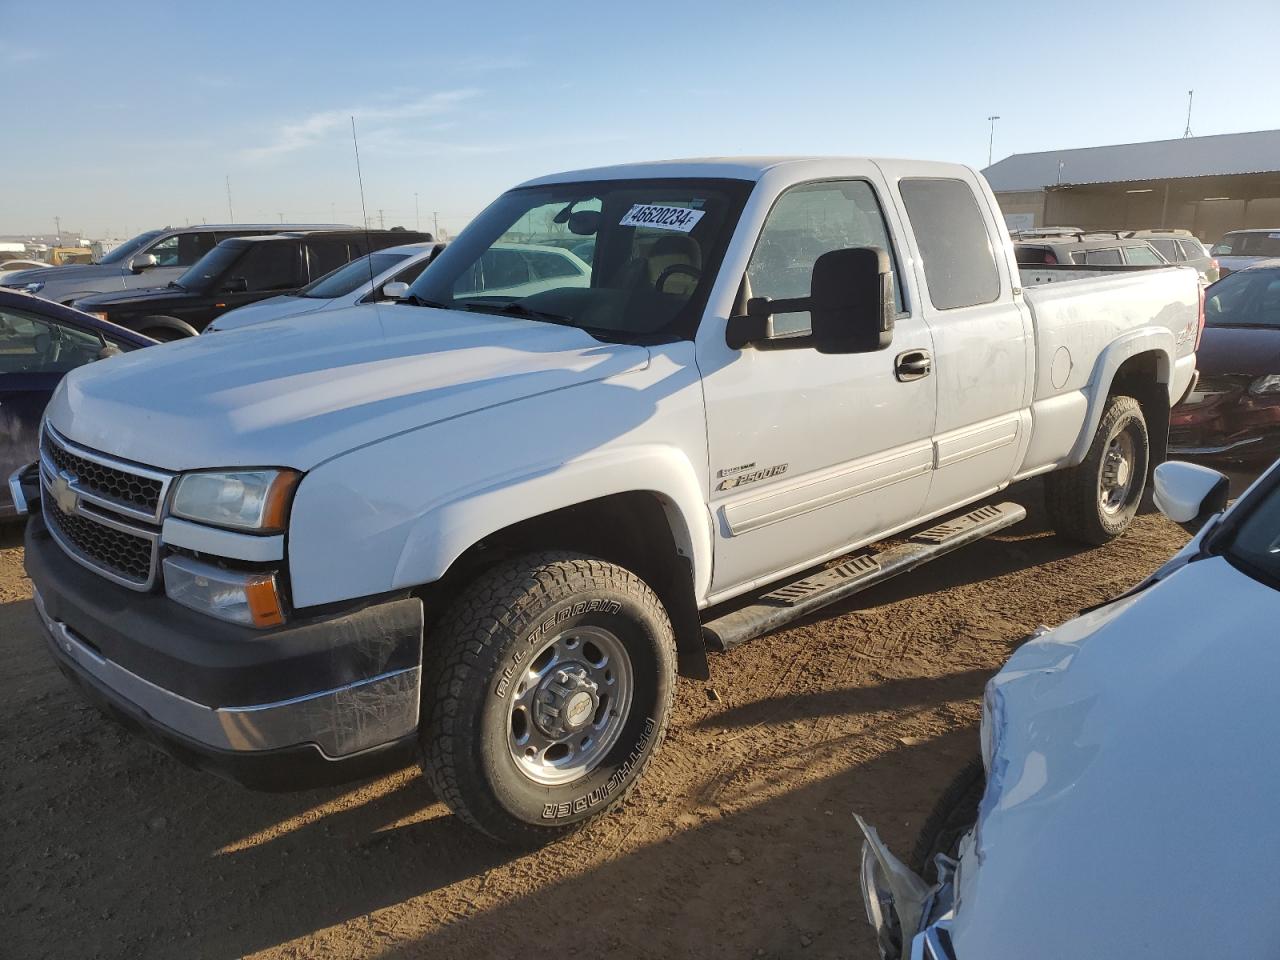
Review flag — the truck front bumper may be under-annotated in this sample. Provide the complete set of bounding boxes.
[24,514,425,790]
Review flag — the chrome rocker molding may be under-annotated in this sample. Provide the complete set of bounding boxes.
[33,588,421,759]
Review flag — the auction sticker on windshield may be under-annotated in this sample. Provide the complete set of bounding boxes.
[620,204,705,233]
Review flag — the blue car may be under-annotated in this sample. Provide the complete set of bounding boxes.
[1,289,155,515]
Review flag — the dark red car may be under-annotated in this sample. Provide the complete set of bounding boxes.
[1170,259,1280,461]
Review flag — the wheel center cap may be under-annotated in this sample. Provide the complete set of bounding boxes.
[564,692,594,729]
[532,665,599,738]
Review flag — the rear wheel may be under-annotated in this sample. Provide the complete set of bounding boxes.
[420,552,677,844]
[138,316,194,341]
[1045,394,1149,545]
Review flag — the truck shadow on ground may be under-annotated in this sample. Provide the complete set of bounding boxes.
[2,581,981,960]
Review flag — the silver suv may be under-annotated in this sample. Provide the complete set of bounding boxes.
[1012,230,1168,268]
[0,223,351,305]
[1130,229,1218,283]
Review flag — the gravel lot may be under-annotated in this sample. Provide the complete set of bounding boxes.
[0,477,1204,960]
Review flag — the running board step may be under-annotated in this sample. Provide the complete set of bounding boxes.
[702,501,1026,651]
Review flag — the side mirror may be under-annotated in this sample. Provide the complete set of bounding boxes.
[221,277,249,294]
[1153,461,1230,532]
[725,246,895,353]
[130,253,158,273]
[97,343,122,360]
[381,281,409,300]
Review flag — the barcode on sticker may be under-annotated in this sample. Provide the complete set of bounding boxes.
[620,204,705,233]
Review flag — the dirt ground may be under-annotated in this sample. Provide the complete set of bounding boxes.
[0,475,1224,960]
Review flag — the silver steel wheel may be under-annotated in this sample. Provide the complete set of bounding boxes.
[506,625,634,786]
[1099,430,1137,515]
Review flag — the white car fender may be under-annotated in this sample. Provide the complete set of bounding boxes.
[286,347,712,609]
[391,443,712,597]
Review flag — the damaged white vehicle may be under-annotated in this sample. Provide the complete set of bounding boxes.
[858,457,1280,959]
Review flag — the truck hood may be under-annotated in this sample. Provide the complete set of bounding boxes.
[46,303,649,471]
[4,262,121,285]
[73,284,188,309]
[1196,324,1280,376]
[952,555,1280,958]
[206,295,318,332]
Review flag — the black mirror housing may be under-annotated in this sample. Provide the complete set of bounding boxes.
[809,247,894,354]
[725,246,895,353]
[221,277,249,294]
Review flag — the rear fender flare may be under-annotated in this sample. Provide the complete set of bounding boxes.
[1067,329,1173,465]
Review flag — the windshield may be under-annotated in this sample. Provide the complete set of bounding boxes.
[1204,268,1280,328]
[1212,232,1280,258]
[301,251,409,299]
[406,178,751,342]
[1223,473,1280,587]
[96,230,164,265]
[174,241,246,292]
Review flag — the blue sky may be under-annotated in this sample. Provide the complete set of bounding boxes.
[3,0,1278,239]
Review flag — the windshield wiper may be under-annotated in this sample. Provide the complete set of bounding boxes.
[400,293,452,309]
[166,280,185,290]
[463,302,576,325]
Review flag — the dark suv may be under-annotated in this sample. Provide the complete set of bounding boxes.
[0,223,352,305]
[73,230,433,339]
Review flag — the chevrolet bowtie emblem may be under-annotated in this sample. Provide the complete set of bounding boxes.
[52,469,80,515]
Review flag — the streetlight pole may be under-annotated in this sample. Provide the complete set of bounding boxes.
[225,176,235,222]
[987,115,1001,167]
[414,192,420,231]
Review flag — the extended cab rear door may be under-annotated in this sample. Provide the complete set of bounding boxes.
[697,165,937,597]
[880,164,1033,514]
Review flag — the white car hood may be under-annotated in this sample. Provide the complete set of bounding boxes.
[954,554,1280,958]
[46,303,648,471]
[208,295,322,331]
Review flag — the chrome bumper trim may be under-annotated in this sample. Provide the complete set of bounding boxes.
[33,588,420,758]
[7,464,30,515]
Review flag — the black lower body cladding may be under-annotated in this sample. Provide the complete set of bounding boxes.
[23,514,426,789]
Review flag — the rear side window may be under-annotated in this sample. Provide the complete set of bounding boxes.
[1147,238,1181,261]
[306,239,354,280]
[1084,248,1123,265]
[1124,244,1164,265]
[899,178,1000,310]
[1177,239,1205,260]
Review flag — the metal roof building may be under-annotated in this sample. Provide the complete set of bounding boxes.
[982,129,1280,242]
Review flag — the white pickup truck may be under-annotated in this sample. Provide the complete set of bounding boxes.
[11,157,1201,843]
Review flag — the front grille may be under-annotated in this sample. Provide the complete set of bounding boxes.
[44,500,155,586]
[41,430,164,514]
[39,426,171,590]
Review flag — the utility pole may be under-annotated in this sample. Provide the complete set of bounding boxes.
[277,212,284,224]
[378,209,385,229]
[54,216,61,242]
[987,115,1001,167]
[433,210,439,238]
[414,193,420,231]
[331,202,336,221]
[1183,90,1194,138]
[225,175,235,222]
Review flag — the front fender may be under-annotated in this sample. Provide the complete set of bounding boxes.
[286,353,712,609]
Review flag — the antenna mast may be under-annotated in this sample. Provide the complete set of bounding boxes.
[351,117,379,295]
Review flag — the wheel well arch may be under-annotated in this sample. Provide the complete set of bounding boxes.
[420,491,709,678]
[1107,350,1171,468]
[136,314,200,339]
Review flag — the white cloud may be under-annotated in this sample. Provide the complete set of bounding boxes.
[0,41,44,64]
[241,89,480,162]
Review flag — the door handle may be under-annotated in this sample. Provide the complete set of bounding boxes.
[895,349,932,382]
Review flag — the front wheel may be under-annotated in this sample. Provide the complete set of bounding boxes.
[1045,394,1149,545]
[420,552,676,844]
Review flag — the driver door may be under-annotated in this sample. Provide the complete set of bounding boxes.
[697,175,937,595]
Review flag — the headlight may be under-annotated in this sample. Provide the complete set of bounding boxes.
[171,469,300,532]
[1249,374,1280,396]
[163,554,284,627]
